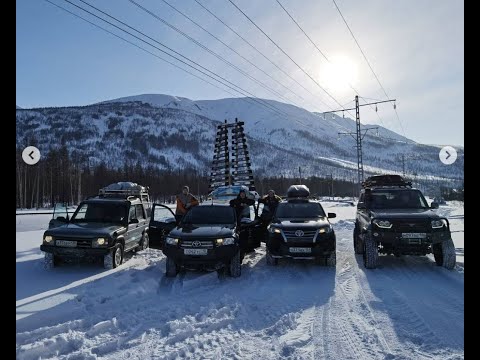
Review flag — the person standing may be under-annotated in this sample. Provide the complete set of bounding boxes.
[259,189,282,215]
[229,189,254,222]
[175,185,199,221]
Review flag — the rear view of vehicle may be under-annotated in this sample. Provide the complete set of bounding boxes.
[266,185,336,266]
[354,175,456,269]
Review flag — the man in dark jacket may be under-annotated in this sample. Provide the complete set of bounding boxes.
[259,189,282,216]
[229,189,254,222]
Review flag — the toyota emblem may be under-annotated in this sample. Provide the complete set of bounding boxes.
[295,230,304,237]
[192,241,202,247]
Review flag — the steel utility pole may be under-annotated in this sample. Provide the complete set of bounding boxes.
[324,95,396,188]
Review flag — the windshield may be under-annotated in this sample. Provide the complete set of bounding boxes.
[275,202,326,219]
[182,206,235,225]
[71,202,127,223]
[368,189,429,209]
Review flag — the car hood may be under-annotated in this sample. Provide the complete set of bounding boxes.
[369,208,440,220]
[273,218,330,229]
[170,225,235,239]
[44,223,125,237]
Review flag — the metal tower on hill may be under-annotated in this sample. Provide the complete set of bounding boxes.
[209,119,255,192]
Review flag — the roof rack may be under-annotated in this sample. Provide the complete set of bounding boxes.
[362,175,412,189]
[98,182,150,201]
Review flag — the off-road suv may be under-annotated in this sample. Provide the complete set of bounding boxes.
[266,185,337,266]
[151,203,243,278]
[353,175,455,269]
[40,182,151,270]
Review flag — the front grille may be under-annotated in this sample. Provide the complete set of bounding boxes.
[282,229,317,242]
[394,220,430,232]
[56,237,93,248]
[180,240,214,249]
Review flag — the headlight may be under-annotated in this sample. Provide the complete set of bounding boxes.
[373,219,393,229]
[43,235,53,243]
[92,237,107,247]
[318,226,332,234]
[216,237,235,246]
[431,219,447,229]
[165,236,179,245]
[268,226,281,234]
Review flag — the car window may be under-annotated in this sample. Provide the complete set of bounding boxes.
[135,204,145,220]
[129,206,136,221]
[71,202,127,223]
[369,190,429,209]
[275,202,326,218]
[152,206,176,223]
[182,206,236,225]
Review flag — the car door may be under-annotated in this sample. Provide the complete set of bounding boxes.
[125,205,143,251]
[149,204,177,249]
[48,202,71,229]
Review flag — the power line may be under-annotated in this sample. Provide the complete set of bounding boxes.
[127,0,295,108]
[275,0,390,131]
[227,0,354,117]
[48,0,361,151]
[43,0,240,100]
[72,0,290,118]
[160,0,303,108]
[331,0,406,137]
[193,0,332,110]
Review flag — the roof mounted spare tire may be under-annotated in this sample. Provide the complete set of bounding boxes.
[286,184,310,198]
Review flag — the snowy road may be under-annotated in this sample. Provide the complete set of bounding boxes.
[16,202,464,359]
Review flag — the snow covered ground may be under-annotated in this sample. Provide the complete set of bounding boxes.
[16,201,464,359]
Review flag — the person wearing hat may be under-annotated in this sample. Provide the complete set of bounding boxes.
[229,189,255,223]
[175,185,199,221]
[259,189,282,215]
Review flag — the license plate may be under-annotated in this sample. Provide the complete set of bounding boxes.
[401,233,427,239]
[184,248,208,256]
[289,247,312,253]
[56,240,77,247]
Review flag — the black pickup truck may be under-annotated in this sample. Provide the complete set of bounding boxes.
[149,201,268,278]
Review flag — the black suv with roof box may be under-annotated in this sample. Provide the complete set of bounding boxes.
[265,185,337,266]
[354,175,455,269]
[40,182,151,270]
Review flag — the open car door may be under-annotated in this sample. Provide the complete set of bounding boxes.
[48,202,70,229]
[149,204,177,249]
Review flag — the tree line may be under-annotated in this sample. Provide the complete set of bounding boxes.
[16,146,364,209]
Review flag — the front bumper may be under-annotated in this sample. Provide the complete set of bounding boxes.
[364,228,452,255]
[40,244,112,258]
[267,233,335,259]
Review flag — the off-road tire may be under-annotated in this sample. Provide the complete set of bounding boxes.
[229,251,242,277]
[363,233,378,269]
[104,243,124,269]
[165,257,178,277]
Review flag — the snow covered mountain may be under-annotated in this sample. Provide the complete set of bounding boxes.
[16,94,463,180]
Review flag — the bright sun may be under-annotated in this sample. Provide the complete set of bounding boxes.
[319,55,358,92]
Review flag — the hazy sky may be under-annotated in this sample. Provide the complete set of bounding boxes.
[16,0,464,146]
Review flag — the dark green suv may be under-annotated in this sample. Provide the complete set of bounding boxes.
[40,183,151,270]
[353,175,455,269]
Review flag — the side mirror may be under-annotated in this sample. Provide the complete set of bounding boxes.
[357,202,366,209]
[430,202,439,209]
[56,216,68,222]
[327,212,336,219]
[129,218,139,224]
